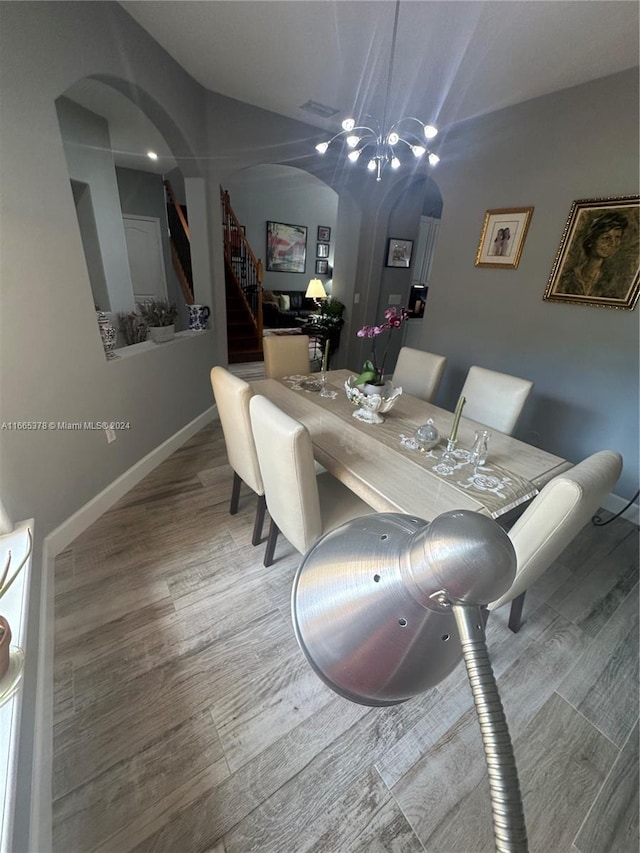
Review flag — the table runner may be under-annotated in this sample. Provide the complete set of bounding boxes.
[280,374,538,519]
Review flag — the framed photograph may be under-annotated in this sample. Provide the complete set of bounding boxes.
[317,226,331,242]
[315,259,329,275]
[475,207,534,269]
[266,221,307,273]
[386,238,413,268]
[316,242,330,259]
[543,196,639,310]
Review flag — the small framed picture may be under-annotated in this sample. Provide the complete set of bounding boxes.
[543,195,639,310]
[475,207,534,269]
[317,226,331,242]
[386,238,413,268]
[316,242,330,258]
[315,259,329,275]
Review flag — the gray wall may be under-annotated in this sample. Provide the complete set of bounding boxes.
[421,69,639,500]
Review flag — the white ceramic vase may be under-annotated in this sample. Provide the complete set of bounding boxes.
[344,376,403,424]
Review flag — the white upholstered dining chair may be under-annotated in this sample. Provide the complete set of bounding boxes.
[489,450,623,632]
[210,367,266,546]
[392,347,447,402]
[459,365,534,435]
[263,334,311,379]
[249,395,374,566]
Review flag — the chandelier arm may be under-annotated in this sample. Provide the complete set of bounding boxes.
[390,116,430,130]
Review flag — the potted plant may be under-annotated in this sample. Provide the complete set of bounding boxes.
[0,528,32,680]
[354,306,409,389]
[137,299,178,343]
[117,311,149,346]
[307,297,345,366]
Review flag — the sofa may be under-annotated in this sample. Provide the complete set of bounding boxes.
[262,289,316,328]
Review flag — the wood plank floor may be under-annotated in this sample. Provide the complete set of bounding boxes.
[52,419,639,852]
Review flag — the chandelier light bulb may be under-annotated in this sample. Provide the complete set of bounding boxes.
[312,6,442,178]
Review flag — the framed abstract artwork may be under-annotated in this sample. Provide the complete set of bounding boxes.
[543,196,639,310]
[266,221,307,273]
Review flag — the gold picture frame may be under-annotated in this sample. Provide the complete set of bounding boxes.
[475,207,534,269]
[543,196,639,310]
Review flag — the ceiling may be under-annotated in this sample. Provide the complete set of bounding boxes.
[68,1,639,172]
[120,1,638,129]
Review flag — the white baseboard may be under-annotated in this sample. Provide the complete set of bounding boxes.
[45,406,217,558]
[601,491,639,527]
[27,407,217,851]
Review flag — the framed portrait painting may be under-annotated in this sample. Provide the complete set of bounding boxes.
[266,221,307,273]
[543,196,640,310]
[386,238,413,268]
[317,226,331,242]
[475,207,534,269]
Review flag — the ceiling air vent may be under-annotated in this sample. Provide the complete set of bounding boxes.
[299,100,340,118]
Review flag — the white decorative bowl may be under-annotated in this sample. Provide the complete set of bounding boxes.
[344,376,403,424]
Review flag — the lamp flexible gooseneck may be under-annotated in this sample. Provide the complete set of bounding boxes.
[291,509,528,853]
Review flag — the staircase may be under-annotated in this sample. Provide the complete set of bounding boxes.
[221,188,264,363]
[164,180,194,305]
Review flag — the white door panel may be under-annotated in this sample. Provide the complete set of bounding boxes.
[123,215,168,303]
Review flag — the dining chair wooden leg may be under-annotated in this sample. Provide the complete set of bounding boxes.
[508,592,526,633]
[264,518,280,567]
[229,472,242,515]
[252,496,267,546]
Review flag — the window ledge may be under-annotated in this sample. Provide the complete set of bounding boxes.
[109,330,211,361]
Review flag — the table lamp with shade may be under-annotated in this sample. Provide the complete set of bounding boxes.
[305,278,327,307]
[291,509,529,853]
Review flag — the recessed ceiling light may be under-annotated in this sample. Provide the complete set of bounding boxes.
[147,151,158,161]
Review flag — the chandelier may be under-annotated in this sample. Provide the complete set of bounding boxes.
[315,0,439,181]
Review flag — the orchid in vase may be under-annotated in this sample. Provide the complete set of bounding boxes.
[354,306,409,386]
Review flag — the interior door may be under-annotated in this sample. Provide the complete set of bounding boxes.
[122,214,168,303]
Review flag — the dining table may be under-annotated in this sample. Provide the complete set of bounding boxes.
[250,369,572,523]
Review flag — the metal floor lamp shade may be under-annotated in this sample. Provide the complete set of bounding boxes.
[291,510,529,853]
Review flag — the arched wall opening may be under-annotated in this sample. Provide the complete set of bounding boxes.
[223,163,362,368]
[346,172,444,374]
[54,75,210,350]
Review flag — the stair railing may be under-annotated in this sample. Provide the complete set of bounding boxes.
[164,180,194,305]
[221,188,263,337]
